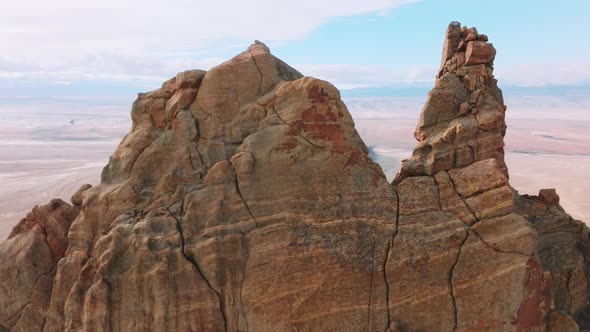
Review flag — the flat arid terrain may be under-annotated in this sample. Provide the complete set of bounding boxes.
[0,92,588,239]
[0,101,129,238]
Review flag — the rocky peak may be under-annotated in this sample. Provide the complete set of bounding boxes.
[1,22,589,332]
[398,22,507,182]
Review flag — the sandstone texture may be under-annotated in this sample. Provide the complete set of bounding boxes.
[1,24,589,332]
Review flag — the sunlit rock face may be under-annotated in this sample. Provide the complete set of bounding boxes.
[399,23,507,181]
[1,24,589,332]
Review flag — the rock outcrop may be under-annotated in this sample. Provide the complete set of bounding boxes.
[0,198,79,331]
[0,23,589,332]
[399,22,507,181]
[517,190,590,330]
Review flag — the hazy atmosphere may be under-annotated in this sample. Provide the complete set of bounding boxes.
[1,0,589,238]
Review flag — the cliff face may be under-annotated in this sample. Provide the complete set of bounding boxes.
[0,23,589,332]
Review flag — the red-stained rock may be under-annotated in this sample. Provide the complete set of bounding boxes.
[513,259,552,331]
[517,192,590,330]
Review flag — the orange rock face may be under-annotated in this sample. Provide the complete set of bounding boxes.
[1,23,589,332]
[465,41,497,65]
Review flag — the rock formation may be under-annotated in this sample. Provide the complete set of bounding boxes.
[1,23,589,331]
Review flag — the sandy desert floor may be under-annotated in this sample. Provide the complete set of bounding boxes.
[0,94,588,239]
[0,102,129,238]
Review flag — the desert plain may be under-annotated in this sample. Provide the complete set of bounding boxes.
[0,90,588,239]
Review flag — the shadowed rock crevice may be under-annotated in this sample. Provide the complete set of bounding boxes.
[233,175,258,228]
[365,239,377,330]
[166,206,229,332]
[383,187,400,329]
[248,48,264,96]
[449,231,469,331]
[382,238,393,328]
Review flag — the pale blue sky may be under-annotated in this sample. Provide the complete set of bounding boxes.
[276,0,589,66]
[1,0,589,101]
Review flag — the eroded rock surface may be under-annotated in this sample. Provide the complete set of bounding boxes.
[0,24,588,332]
[0,197,80,331]
[517,190,590,330]
[400,22,507,180]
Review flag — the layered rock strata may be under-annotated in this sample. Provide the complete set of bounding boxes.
[399,22,507,180]
[0,23,588,332]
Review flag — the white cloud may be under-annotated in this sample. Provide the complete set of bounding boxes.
[298,60,590,90]
[0,0,419,83]
[297,63,436,89]
[4,1,587,90]
[495,61,590,87]
[0,54,226,83]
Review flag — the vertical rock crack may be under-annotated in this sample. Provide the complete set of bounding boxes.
[166,206,228,332]
[449,231,469,331]
[233,175,258,228]
[248,51,264,95]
